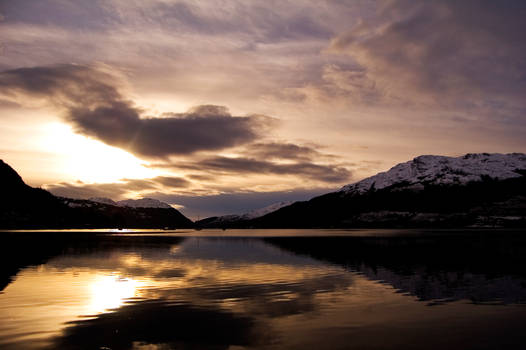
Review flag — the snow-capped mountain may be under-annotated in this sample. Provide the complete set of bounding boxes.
[341,153,526,194]
[197,201,296,227]
[116,198,172,209]
[89,197,118,206]
[250,152,526,228]
[89,197,172,209]
[241,201,295,220]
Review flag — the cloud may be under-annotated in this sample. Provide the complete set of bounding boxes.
[154,154,351,184]
[143,140,352,186]
[244,142,328,162]
[45,176,191,200]
[199,157,350,183]
[150,1,334,42]
[153,176,191,188]
[0,64,274,157]
[328,0,526,118]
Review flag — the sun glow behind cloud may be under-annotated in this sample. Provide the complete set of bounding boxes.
[40,123,159,183]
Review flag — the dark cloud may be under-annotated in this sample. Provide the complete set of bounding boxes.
[159,156,351,183]
[45,176,191,200]
[188,174,215,181]
[153,176,191,188]
[245,142,326,162]
[69,103,269,157]
[0,64,273,157]
[329,0,526,120]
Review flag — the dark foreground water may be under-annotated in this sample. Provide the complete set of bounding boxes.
[1,229,526,350]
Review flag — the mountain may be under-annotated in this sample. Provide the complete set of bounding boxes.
[242,201,295,219]
[0,160,194,229]
[0,160,69,228]
[250,153,526,228]
[90,197,173,209]
[88,197,118,206]
[341,153,526,194]
[197,201,294,228]
[117,198,173,209]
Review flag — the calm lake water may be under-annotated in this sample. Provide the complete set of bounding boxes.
[1,229,526,350]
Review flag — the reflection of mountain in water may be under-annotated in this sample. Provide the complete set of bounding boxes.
[264,232,526,305]
[3,232,526,350]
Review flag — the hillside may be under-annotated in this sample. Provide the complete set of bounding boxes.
[250,153,526,228]
[0,160,194,229]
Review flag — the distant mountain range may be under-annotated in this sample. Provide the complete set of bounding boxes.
[2,153,526,229]
[197,201,293,228]
[0,160,193,229]
[198,153,526,228]
[89,197,173,209]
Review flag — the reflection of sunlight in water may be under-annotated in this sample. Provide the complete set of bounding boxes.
[88,275,140,314]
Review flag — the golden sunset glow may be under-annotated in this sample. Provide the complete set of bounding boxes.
[88,275,142,314]
[1,0,525,218]
[40,123,159,183]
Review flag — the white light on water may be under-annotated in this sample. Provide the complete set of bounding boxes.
[88,275,140,314]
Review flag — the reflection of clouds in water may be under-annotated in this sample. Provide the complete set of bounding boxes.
[40,236,526,307]
[42,238,355,349]
[0,269,145,349]
[3,235,526,350]
[42,237,355,319]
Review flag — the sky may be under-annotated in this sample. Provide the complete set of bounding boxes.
[1,0,525,219]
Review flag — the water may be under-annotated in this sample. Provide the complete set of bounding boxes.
[1,229,526,349]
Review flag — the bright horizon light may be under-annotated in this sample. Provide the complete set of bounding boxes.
[40,123,159,183]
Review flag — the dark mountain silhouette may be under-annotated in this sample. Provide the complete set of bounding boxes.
[0,160,193,229]
[0,159,69,227]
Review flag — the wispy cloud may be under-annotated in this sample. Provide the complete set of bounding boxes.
[328,0,526,120]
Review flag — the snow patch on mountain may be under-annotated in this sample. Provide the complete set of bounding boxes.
[341,153,526,194]
[88,197,173,209]
[89,197,118,206]
[241,201,295,219]
[117,198,172,209]
[201,201,296,224]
